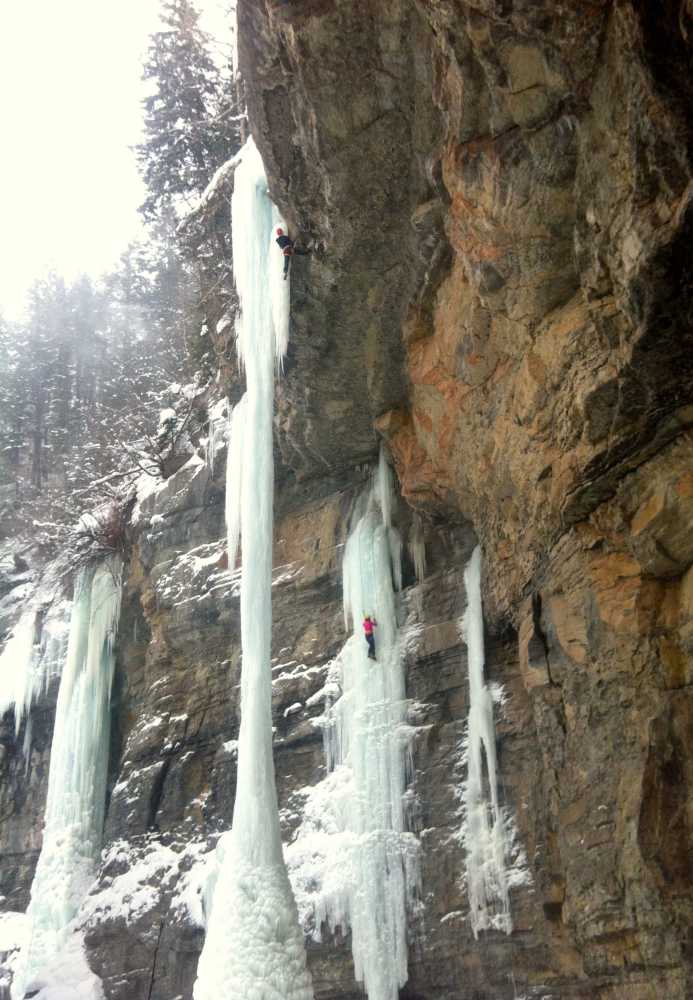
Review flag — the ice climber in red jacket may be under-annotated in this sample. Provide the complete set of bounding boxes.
[363,615,378,660]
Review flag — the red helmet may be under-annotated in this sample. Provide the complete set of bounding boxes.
[276,227,284,236]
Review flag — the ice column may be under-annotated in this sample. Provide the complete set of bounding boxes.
[12,556,122,999]
[193,137,312,1000]
[460,546,512,936]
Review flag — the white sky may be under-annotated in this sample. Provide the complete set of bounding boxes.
[0,0,232,320]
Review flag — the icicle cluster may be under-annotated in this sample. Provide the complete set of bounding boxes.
[12,557,122,999]
[459,546,515,937]
[0,598,72,739]
[287,448,419,1000]
[193,137,312,1000]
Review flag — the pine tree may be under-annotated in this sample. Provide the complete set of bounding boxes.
[136,0,239,220]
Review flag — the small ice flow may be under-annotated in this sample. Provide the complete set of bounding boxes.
[459,546,515,937]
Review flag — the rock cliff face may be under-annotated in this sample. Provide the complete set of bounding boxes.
[238,1,693,994]
[1,1,693,999]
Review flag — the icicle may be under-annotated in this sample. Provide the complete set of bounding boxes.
[408,513,426,584]
[376,444,393,529]
[225,392,247,573]
[12,557,122,999]
[375,446,402,591]
[459,546,512,937]
[388,528,403,593]
[194,136,312,1000]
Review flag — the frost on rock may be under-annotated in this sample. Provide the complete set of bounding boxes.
[77,838,214,932]
[286,450,420,1000]
[193,136,312,1000]
[150,541,235,611]
[458,546,530,938]
[12,557,122,1000]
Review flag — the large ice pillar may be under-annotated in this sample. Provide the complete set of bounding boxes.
[12,556,122,999]
[193,137,312,1000]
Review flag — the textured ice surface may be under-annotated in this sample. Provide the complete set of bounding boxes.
[195,842,311,1000]
[12,558,122,999]
[287,456,419,1000]
[193,137,312,1000]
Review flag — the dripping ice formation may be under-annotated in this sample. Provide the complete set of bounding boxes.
[0,614,38,731]
[287,451,419,1000]
[193,137,312,1000]
[0,597,72,739]
[459,546,520,937]
[12,557,122,999]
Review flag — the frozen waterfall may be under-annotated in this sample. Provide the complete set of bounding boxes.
[193,137,313,1000]
[287,453,419,1000]
[459,546,517,936]
[12,556,122,999]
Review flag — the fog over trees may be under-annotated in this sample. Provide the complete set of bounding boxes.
[0,0,242,553]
